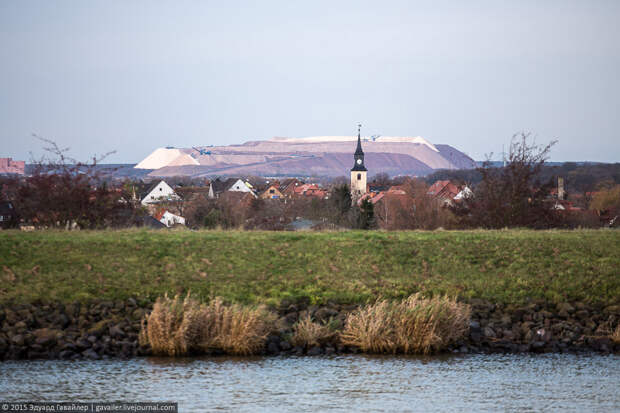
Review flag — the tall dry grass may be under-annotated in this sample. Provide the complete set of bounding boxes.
[140,294,275,356]
[292,315,338,348]
[340,294,471,354]
[612,324,620,345]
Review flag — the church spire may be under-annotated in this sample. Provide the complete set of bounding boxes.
[350,123,368,198]
[355,123,364,155]
[351,123,367,172]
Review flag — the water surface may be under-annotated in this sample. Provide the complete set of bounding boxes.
[1,354,619,412]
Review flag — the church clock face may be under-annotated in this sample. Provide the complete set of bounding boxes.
[356,159,362,165]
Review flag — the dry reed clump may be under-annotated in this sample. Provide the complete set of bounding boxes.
[292,315,338,348]
[141,294,275,356]
[612,324,620,345]
[340,294,471,354]
[201,298,276,355]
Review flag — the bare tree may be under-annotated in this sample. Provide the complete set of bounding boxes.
[452,133,561,228]
[7,135,141,229]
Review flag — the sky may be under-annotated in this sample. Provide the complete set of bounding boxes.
[1,0,619,163]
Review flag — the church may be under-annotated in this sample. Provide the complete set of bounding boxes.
[350,124,368,200]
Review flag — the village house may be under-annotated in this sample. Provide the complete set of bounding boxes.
[208,178,235,199]
[303,187,328,199]
[453,186,473,201]
[141,180,180,206]
[153,209,186,228]
[173,182,211,202]
[260,184,284,199]
[427,180,461,205]
[257,179,327,200]
[208,178,257,199]
[292,183,327,199]
[228,178,257,197]
[279,178,304,199]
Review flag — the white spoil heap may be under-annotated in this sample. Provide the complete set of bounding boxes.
[135,148,199,169]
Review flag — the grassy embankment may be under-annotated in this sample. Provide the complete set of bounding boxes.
[1,229,619,307]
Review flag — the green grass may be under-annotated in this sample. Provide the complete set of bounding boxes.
[1,229,619,306]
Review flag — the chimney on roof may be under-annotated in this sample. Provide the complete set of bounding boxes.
[558,177,565,201]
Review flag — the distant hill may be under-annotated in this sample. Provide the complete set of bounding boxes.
[135,136,477,177]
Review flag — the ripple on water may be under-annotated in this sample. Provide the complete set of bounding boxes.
[1,353,619,412]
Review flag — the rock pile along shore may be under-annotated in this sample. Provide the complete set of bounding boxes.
[1,299,618,360]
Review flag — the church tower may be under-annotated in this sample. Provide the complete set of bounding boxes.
[350,124,367,199]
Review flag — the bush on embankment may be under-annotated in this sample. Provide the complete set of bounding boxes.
[341,294,471,354]
[140,294,275,356]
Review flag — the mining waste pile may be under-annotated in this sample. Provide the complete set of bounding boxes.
[135,135,476,177]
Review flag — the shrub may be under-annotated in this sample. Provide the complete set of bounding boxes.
[341,294,470,354]
[292,315,338,348]
[141,294,275,356]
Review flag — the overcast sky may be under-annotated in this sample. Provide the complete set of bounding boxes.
[1,0,619,163]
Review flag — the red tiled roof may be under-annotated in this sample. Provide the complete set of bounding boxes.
[427,180,459,200]
[153,209,167,221]
[369,192,385,204]
[388,185,407,194]
[293,183,319,194]
[304,188,327,198]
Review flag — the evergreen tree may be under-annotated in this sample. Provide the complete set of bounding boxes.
[358,198,376,229]
[331,184,352,225]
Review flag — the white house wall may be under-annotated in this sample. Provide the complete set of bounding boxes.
[141,181,179,205]
[160,211,186,227]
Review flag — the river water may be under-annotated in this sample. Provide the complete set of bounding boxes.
[1,353,619,412]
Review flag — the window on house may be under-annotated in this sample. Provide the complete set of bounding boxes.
[357,173,361,180]
[159,188,162,191]
[269,189,275,194]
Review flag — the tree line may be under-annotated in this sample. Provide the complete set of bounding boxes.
[1,133,618,230]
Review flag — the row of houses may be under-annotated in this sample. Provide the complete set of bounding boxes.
[141,178,330,205]
[138,177,331,228]
[260,179,328,200]
[358,180,473,208]
[138,177,478,229]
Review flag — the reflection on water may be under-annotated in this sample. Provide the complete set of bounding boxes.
[1,353,619,412]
